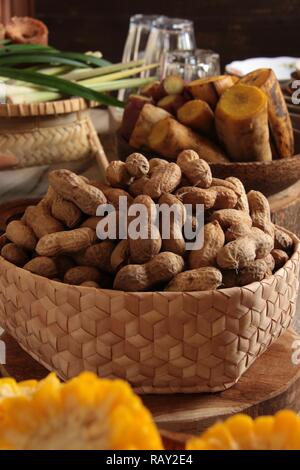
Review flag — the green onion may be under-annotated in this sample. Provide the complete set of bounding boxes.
[0,53,87,68]
[8,77,157,104]
[0,44,57,55]
[0,67,125,107]
[59,52,111,67]
[80,63,159,86]
[62,60,144,81]
[23,65,73,77]
[85,77,157,92]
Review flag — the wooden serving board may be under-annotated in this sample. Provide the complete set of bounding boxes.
[1,329,300,439]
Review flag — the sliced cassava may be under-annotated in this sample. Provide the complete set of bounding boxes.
[177,99,214,134]
[148,117,229,163]
[157,94,186,115]
[215,84,272,162]
[240,68,294,158]
[120,95,152,141]
[129,103,171,149]
[186,75,239,109]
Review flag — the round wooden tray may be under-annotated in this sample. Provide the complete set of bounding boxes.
[117,130,300,197]
[1,329,300,449]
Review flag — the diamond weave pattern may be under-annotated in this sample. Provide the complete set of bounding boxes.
[0,244,299,394]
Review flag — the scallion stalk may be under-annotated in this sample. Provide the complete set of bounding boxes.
[79,63,159,86]
[61,60,144,81]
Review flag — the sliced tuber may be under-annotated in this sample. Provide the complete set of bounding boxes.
[148,117,229,163]
[177,99,214,134]
[187,75,238,109]
[157,94,186,115]
[129,103,171,149]
[162,75,185,95]
[120,95,152,141]
[215,84,272,162]
[140,80,166,102]
[240,68,294,159]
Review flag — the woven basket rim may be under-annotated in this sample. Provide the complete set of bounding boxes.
[0,225,299,296]
[0,97,99,118]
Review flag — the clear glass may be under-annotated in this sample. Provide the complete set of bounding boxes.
[161,49,221,81]
[144,18,196,77]
[121,14,167,63]
[119,14,166,100]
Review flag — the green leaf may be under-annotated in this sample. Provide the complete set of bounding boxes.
[0,67,125,108]
[0,53,87,68]
[59,52,111,67]
[0,44,57,55]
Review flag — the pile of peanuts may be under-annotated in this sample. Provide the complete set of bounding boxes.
[0,150,294,292]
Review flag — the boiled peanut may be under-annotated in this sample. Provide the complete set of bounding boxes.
[272,249,289,271]
[129,195,162,263]
[24,204,64,239]
[75,241,115,273]
[111,240,130,273]
[36,228,96,257]
[159,194,186,256]
[217,228,274,269]
[1,243,29,267]
[24,257,58,279]
[125,153,150,178]
[51,193,82,228]
[64,266,101,286]
[177,150,212,188]
[128,176,150,198]
[166,267,222,292]
[274,227,294,253]
[114,252,184,292]
[106,161,132,188]
[49,170,106,215]
[226,177,249,212]
[189,221,225,269]
[6,220,37,251]
[144,163,182,199]
[247,190,275,237]
[81,281,100,288]
[177,186,238,210]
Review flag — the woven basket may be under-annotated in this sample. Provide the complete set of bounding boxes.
[0,99,108,173]
[0,227,299,395]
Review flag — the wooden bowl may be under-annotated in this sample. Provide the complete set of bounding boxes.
[117,131,300,197]
[210,153,300,195]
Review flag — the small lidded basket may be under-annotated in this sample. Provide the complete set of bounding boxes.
[0,99,107,171]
